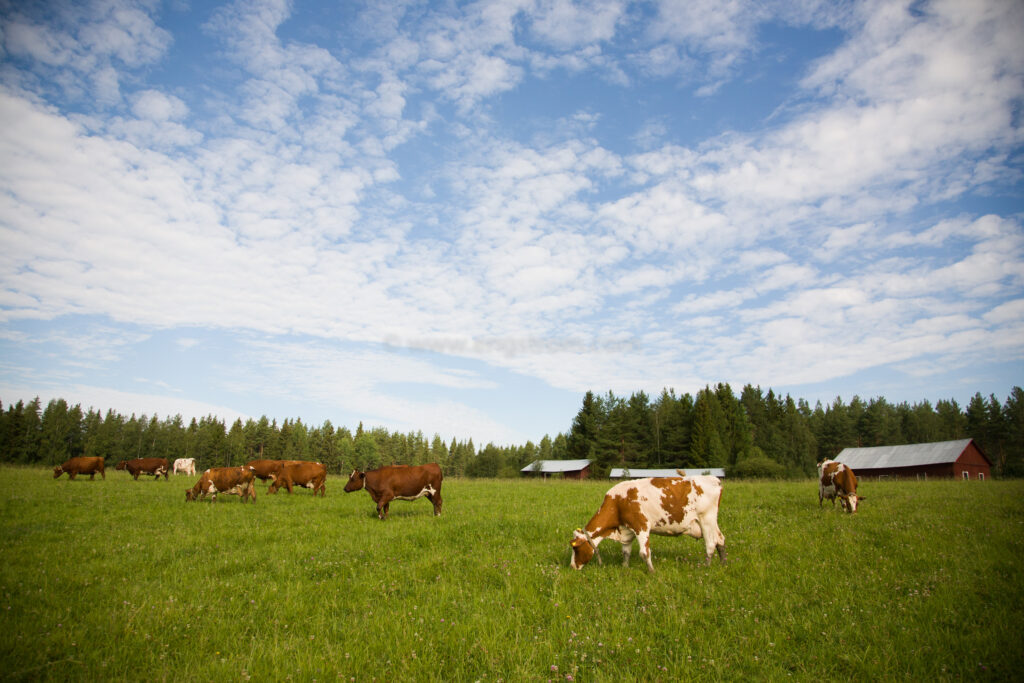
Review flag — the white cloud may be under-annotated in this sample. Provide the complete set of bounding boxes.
[529,0,625,48]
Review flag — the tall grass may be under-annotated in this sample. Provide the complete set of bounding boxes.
[1,467,1021,681]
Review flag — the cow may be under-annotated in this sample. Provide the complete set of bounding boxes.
[569,475,726,573]
[185,466,256,503]
[245,459,306,483]
[53,456,105,480]
[343,463,443,520]
[172,458,196,476]
[115,458,169,480]
[267,462,326,496]
[818,460,863,513]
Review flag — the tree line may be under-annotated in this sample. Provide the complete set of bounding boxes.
[1,385,1022,479]
[565,385,1024,478]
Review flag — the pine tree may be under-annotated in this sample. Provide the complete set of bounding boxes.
[566,391,601,462]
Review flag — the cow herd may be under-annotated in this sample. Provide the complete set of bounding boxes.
[50,455,446,519]
[52,454,862,571]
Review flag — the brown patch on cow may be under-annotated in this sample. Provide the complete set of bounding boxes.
[610,487,649,536]
[651,478,693,525]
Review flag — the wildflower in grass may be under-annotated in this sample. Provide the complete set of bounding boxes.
[550,665,558,672]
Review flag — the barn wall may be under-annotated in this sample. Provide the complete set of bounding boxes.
[562,466,590,480]
[954,443,992,479]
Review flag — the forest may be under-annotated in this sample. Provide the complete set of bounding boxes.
[1,384,1022,478]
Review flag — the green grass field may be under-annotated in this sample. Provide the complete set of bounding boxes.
[1,467,1022,681]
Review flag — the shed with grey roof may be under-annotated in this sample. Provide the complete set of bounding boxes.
[520,459,592,479]
[835,438,990,480]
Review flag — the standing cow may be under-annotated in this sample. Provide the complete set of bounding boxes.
[343,463,443,519]
[53,456,105,480]
[185,466,257,503]
[172,458,196,476]
[818,460,863,513]
[570,475,726,573]
[115,458,169,480]
[267,462,326,496]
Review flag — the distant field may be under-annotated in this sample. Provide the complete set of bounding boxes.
[1,467,1022,681]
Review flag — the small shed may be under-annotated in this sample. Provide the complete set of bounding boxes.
[520,459,592,479]
[610,467,726,479]
[835,438,991,480]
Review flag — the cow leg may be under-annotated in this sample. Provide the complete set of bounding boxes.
[636,531,655,572]
[620,540,632,567]
[426,492,442,515]
[89,473,95,480]
[697,506,727,565]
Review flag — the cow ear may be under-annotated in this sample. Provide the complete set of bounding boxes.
[359,472,366,480]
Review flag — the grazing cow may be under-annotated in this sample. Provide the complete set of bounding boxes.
[115,458,169,480]
[53,456,105,480]
[172,458,196,476]
[818,460,863,513]
[570,475,726,573]
[344,463,443,519]
[244,459,305,483]
[267,462,326,496]
[185,466,256,503]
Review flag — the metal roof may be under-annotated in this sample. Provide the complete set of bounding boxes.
[835,439,974,469]
[520,459,592,473]
[610,468,726,479]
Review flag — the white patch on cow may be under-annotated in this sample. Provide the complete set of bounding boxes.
[206,481,217,494]
[304,482,314,489]
[394,484,436,502]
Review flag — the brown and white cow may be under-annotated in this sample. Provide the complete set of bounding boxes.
[343,463,443,520]
[115,458,169,480]
[185,466,257,503]
[267,462,326,496]
[172,457,196,476]
[53,456,105,480]
[570,475,726,573]
[818,460,862,513]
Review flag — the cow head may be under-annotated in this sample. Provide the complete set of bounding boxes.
[52,465,64,478]
[844,493,864,513]
[569,528,598,570]
[115,461,127,471]
[185,488,197,502]
[343,470,366,492]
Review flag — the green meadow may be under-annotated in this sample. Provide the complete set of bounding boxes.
[1,467,1022,681]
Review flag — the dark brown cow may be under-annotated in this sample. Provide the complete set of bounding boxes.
[185,466,256,503]
[53,456,105,480]
[343,463,443,520]
[267,462,326,496]
[115,458,169,480]
[818,459,863,513]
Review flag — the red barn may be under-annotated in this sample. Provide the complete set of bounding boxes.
[836,438,991,480]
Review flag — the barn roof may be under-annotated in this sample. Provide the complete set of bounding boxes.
[520,459,591,473]
[610,468,726,479]
[835,439,976,469]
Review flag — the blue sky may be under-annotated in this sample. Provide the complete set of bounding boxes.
[1,0,1022,446]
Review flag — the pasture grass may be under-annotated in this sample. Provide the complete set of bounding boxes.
[1,467,1022,681]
